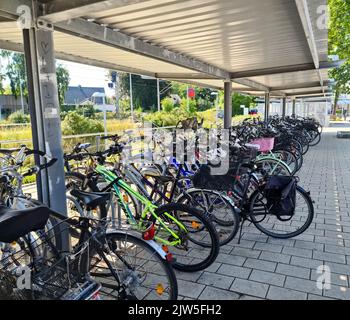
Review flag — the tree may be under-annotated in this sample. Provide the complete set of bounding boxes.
[56,64,70,106]
[170,82,217,111]
[0,50,27,99]
[119,73,170,111]
[0,49,70,107]
[232,93,256,115]
[329,0,350,113]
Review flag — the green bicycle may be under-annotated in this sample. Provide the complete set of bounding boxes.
[67,165,220,272]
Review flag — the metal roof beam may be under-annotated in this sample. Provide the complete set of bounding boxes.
[294,0,324,93]
[164,79,222,91]
[40,0,152,23]
[0,39,156,77]
[271,81,330,91]
[155,73,219,80]
[231,78,269,92]
[231,63,315,79]
[230,61,337,79]
[287,90,331,97]
[54,18,230,79]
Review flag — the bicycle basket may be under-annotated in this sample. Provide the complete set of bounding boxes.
[264,176,297,221]
[0,218,101,300]
[250,137,275,152]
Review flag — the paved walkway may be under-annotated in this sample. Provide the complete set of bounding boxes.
[178,131,350,300]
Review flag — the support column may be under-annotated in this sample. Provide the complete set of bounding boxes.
[157,78,160,112]
[23,27,67,215]
[292,98,296,117]
[223,81,232,128]
[264,92,270,122]
[129,73,134,121]
[282,97,287,118]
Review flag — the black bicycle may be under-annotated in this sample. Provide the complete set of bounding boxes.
[0,190,178,300]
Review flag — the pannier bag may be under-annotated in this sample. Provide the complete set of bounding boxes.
[192,165,237,191]
[264,176,297,221]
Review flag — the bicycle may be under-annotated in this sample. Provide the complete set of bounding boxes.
[0,191,178,300]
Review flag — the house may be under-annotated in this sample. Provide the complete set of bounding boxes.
[64,85,105,105]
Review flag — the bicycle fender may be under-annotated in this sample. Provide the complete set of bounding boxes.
[106,229,167,259]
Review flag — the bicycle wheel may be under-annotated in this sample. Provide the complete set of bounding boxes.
[176,189,240,246]
[153,203,220,272]
[273,149,298,175]
[248,185,314,238]
[308,131,321,146]
[255,157,292,176]
[294,133,309,155]
[88,232,178,300]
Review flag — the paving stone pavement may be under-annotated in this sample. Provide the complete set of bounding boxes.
[176,131,350,300]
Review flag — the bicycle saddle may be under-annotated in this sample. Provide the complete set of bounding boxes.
[0,205,51,243]
[151,175,174,184]
[70,189,110,209]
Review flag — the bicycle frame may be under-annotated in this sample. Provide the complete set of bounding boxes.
[95,165,188,247]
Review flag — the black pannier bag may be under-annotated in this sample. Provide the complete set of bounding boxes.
[192,145,258,191]
[264,176,297,221]
[192,164,237,191]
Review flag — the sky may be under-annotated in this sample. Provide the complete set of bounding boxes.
[57,60,115,96]
[1,56,115,95]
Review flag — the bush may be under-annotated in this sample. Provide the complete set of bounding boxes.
[144,104,196,127]
[61,111,104,135]
[161,97,174,113]
[7,111,30,123]
[180,98,197,113]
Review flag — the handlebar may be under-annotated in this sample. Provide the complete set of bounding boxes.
[100,134,120,141]
[23,157,58,177]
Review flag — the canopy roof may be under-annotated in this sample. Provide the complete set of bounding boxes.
[0,0,335,98]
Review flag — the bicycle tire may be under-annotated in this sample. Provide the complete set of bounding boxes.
[176,189,240,246]
[255,157,292,176]
[87,231,178,300]
[248,185,314,238]
[154,203,220,272]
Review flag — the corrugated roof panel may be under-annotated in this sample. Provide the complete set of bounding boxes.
[87,0,314,72]
[248,69,328,88]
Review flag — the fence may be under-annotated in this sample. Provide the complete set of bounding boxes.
[0,126,176,152]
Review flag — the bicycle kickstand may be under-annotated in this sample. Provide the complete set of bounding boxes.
[237,218,246,244]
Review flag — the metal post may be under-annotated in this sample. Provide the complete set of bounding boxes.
[129,73,134,121]
[264,92,270,122]
[282,97,287,118]
[157,78,160,112]
[186,85,189,111]
[18,73,24,114]
[102,96,107,136]
[22,27,67,216]
[292,98,296,117]
[224,81,232,129]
